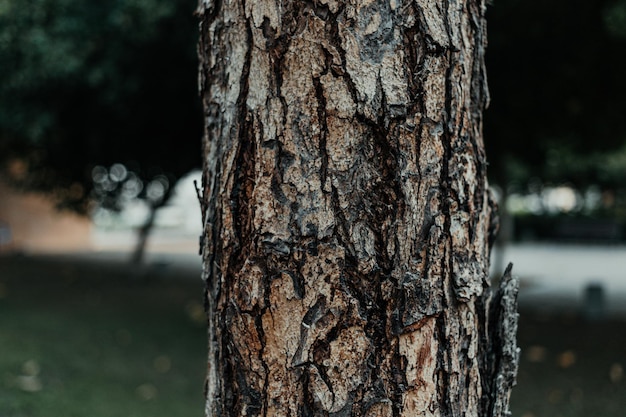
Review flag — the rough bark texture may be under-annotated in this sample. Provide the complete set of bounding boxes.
[197,1,519,416]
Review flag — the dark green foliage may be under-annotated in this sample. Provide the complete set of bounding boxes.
[0,0,201,212]
[605,0,626,39]
[3,0,626,210]
[485,0,626,188]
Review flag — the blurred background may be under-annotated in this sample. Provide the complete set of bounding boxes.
[0,0,625,416]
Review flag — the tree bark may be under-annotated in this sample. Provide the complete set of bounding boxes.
[197,1,519,416]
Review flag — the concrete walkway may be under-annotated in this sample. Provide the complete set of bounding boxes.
[494,243,626,318]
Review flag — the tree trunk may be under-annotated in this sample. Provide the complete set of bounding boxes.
[130,187,173,265]
[130,203,157,265]
[197,1,519,416]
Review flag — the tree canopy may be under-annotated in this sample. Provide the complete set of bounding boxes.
[0,0,202,212]
[1,0,625,214]
[485,0,626,189]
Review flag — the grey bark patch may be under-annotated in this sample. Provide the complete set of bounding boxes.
[356,2,397,63]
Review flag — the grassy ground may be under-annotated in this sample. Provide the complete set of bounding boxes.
[0,255,206,417]
[1,254,624,416]
[512,311,626,417]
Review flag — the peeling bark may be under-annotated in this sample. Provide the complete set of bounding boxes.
[197,1,519,416]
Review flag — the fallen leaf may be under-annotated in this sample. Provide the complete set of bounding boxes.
[557,350,576,368]
[609,363,623,383]
[16,375,42,392]
[136,383,158,400]
[526,345,547,363]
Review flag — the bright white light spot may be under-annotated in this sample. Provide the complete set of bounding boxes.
[506,193,526,214]
[101,178,117,192]
[525,194,543,214]
[584,186,602,211]
[544,186,578,213]
[146,176,169,202]
[122,173,143,199]
[109,163,128,182]
[92,166,108,183]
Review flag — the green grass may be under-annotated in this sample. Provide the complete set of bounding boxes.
[0,255,206,417]
[511,312,626,417]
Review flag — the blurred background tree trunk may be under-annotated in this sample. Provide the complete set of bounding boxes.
[198,1,519,416]
[130,186,173,265]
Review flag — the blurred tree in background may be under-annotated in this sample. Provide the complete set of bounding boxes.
[0,0,201,260]
[0,0,201,214]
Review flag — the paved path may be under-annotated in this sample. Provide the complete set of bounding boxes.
[494,243,626,317]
